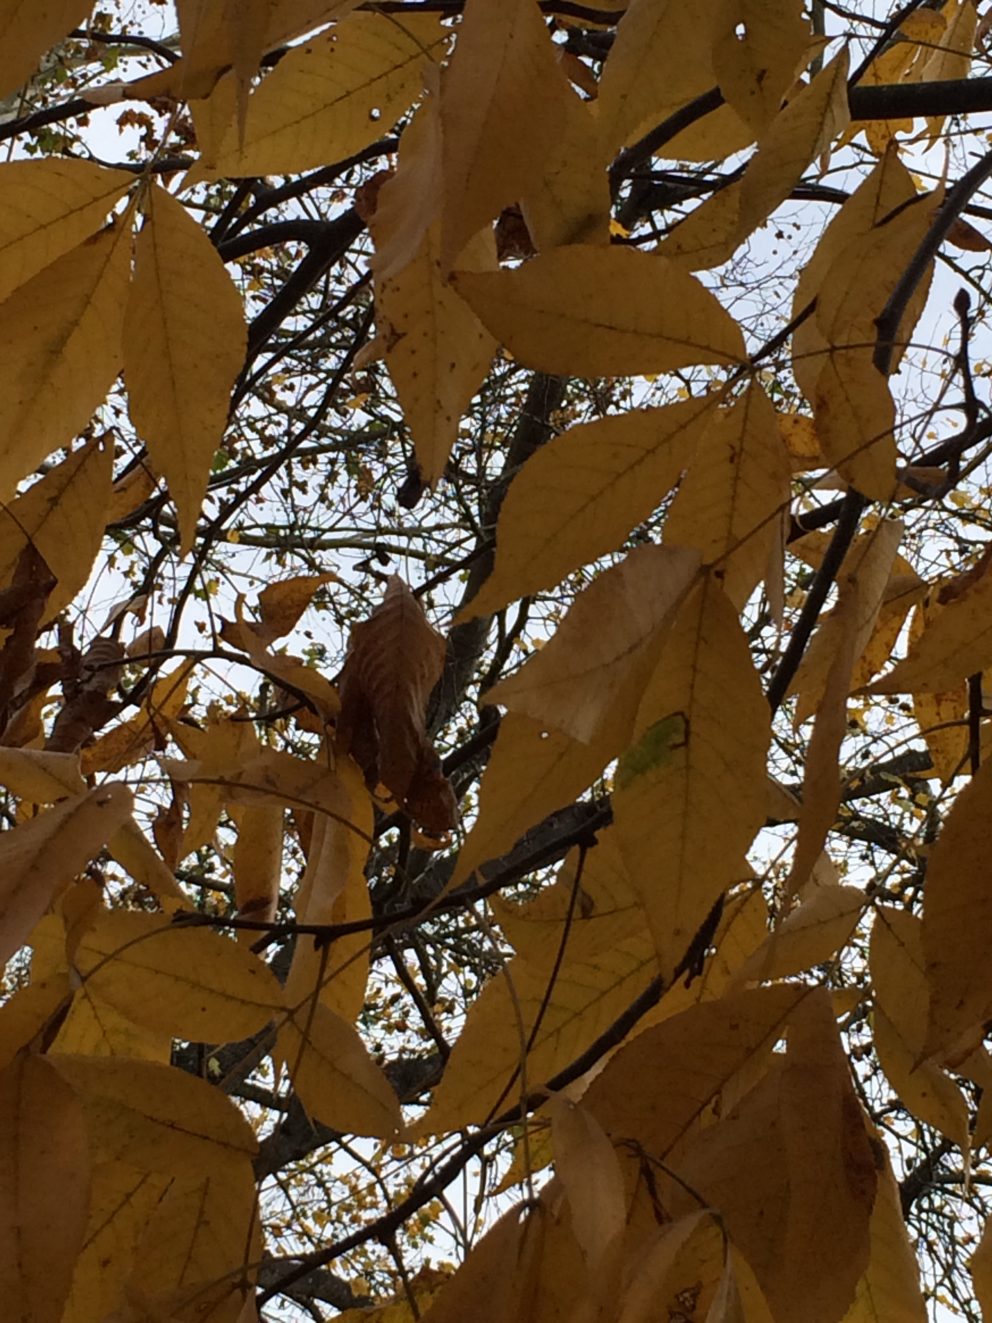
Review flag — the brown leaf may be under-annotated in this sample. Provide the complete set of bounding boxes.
[338,576,455,832]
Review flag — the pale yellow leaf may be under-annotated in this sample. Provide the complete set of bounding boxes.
[124,185,246,555]
[614,578,770,979]
[663,382,791,608]
[107,818,189,909]
[451,713,618,889]
[49,1054,258,1174]
[0,1,93,100]
[0,1053,90,1323]
[375,220,496,485]
[870,906,969,1149]
[200,13,446,179]
[369,81,442,283]
[74,908,285,1044]
[519,91,611,251]
[0,974,71,1071]
[276,1000,402,1138]
[0,435,113,618]
[921,756,992,1059]
[452,246,746,378]
[461,394,720,619]
[921,0,978,142]
[485,544,700,743]
[0,783,133,969]
[618,1211,727,1323]
[0,223,130,495]
[54,985,171,1063]
[0,159,132,305]
[231,802,283,934]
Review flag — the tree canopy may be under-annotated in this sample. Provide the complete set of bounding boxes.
[5,0,992,1319]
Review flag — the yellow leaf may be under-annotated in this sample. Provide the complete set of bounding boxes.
[231,801,284,934]
[550,1098,626,1282]
[713,0,811,135]
[438,0,586,269]
[256,572,337,644]
[124,185,247,555]
[74,908,285,1044]
[62,1160,167,1323]
[519,92,611,251]
[870,907,969,1149]
[0,159,132,306]
[452,246,746,378]
[0,223,130,495]
[0,1053,90,1323]
[460,394,720,619]
[596,0,724,152]
[199,13,447,179]
[671,992,876,1323]
[663,382,791,608]
[735,883,864,984]
[0,972,71,1071]
[276,999,402,1138]
[81,659,197,775]
[921,0,978,142]
[0,435,113,619]
[868,555,992,695]
[791,147,917,404]
[54,984,171,1064]
[375,220,496,484]
[0,747,86,802]
[49,1054,258,1174]
[614,578,770,978]
[618,1210,730,1323]
[415,905,657,1134]
[124,1161,259,1323]
[107,818,189,910]
[485,544,699,743]
[840,1145,928,1323]
[285,752,372,1022]
[0,0,93,100]
[0,782,133,969]
[451,712,618,889]
[660,52,850,270]
[921,756,992,1059]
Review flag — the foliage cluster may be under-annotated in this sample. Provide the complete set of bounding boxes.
[5,1,992,1320]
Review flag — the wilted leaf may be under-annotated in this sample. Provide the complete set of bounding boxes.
[338,575,455,833]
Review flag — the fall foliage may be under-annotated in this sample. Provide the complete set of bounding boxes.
[7,0,992,1319]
